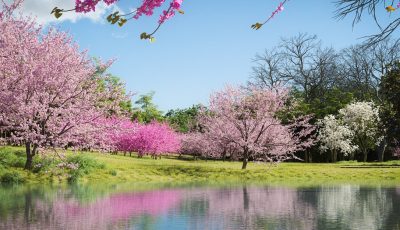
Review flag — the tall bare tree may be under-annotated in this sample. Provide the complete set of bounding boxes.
[248,49,288,89]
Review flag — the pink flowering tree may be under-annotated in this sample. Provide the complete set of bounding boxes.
[185,86,315,169]
[130,122,181,158]
[109,118,139,155]
[0,2,126,169]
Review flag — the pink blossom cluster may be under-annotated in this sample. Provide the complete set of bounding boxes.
[75,0,118,13]
[74,0,184,24]
[91,118,181,157]
[268,1,286,21]
[132,0,184,24]
[130,122,181,157]
[57,162,79,170]
[158,0,183,24]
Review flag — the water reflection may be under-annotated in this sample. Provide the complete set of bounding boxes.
[0,185,399,230]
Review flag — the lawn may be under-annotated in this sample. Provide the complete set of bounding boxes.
[0,146,399,186]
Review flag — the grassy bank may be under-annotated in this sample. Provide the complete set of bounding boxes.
[1,146,400,186]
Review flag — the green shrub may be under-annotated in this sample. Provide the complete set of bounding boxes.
[0,151,11,164]
[32,155,56,173]
[67,154,104,174]
[0,172,24,185]
[13,150,25,158]
[109,169,117,176]
[65,154,104,183]
[67,170,81,183]
[0,149,25,168]
[11,158,26,168]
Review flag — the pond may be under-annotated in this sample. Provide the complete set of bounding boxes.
[0,184,399,230]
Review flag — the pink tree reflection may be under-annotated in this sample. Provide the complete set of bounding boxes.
[0,189,182,230]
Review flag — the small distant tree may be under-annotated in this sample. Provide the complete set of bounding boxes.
[165,105,201,133]
[131,92,164,123]
[131,122,180,158]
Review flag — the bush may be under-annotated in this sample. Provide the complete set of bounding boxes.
[32,155,55,173]
[0,172,24,185]
[67,154,104,174]
[0,148,25,168]
[109,169,117,176]
[65,154,104,183]
[14,150,25,158]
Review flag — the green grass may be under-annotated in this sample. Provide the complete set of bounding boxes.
[1,146,400,186]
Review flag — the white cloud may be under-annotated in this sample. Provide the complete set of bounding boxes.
[15,0,122,25]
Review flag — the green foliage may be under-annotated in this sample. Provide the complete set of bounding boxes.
[278,88,354,123]
[381,62,400,118]
[66,154,105,183]
[165,105,201,132]
[109,169,117,176]
[0,148,26,168]
[0,172,24,185]
[380,61,400,141]
[131,92,164,123]
[32,155,56,173]
[93,60,132,115]
[67,154,105,174]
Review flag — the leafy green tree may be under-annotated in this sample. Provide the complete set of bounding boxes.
[131,92,164,123]
[164,105,201,133]
[93,61,133,115]
[380,61,400,159]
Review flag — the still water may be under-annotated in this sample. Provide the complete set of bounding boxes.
[0,184,399,230]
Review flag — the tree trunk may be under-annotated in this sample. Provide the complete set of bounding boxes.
[349,152,355,161]
[305,150,309,163]
[242,148,249,169]
[377,136,387,162]
[332,149,337,163]
[24,142,37,170]
[363,149,368,162]
[242,158,248,169]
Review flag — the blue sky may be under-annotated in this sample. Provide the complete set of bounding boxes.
[21,0,399,112]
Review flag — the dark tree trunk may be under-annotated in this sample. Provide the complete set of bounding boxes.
[377,136,387,162]
[349,152,355,161]
[363,149,368,162]
[242,158,248,169]
[24,142,37,170]
[305,150,309,163]
[332,149,337,163]
[242,148,249,169]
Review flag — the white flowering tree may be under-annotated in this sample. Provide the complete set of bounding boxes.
[339,102,381,162]
[318,102,382,162]
[318,115,358,162]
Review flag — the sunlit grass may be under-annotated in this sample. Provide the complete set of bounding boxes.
[1,146,400,186]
